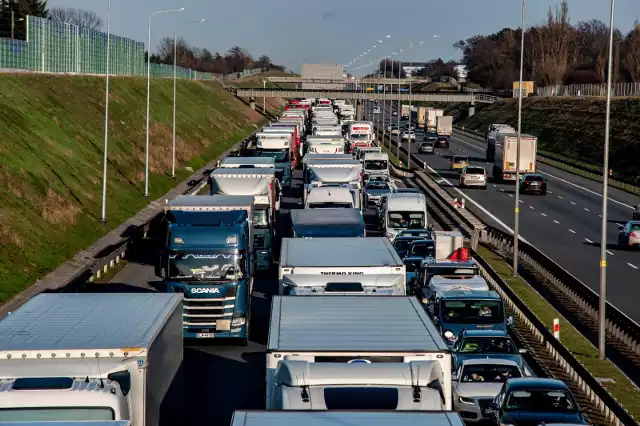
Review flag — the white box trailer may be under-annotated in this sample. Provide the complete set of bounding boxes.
[433,230,464,260]
[0,293,183,426]
[266,295,452,409]
[232,410,465,426]
[436,116,453,136]
[487,133,537,182]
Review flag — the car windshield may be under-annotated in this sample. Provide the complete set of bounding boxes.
[465,167,485,175]
[308,202,353,209]
[252,209,269,228]
[168,253,245,282]
[365,160,388,170]
[421,142,434,147]
[505,389,578,413]
[350,133,369,141]
[410,241,435,258]
[442,299,504,324]
[388,211,425,229]
[525,175,544,182]
[458,337,518,354]
[367,182,390,190]
[460,365,522,383]
[631,223,640,231]
[255,149,289,162]
[425,133,438,138]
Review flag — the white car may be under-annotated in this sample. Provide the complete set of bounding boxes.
[373,106,381,114]
[453,359,525,423]
[401,130,416,141]
[389,125,400,135]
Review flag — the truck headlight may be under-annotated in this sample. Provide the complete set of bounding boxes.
[231,316,246,327]
[443,330,457,342]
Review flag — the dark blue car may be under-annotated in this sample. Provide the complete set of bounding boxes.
[489,378,587,426]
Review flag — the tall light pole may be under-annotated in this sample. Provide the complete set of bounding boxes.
[598,0,616,360]
[172,17,206,178]
[396,48,403,162]
[100,0,112,223]
[513,0,526,275]
[145,6,185,196]
[383,56,388,144]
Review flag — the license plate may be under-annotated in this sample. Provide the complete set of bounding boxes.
[196,333,215,338]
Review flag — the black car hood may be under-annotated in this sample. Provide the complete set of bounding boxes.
[501,411,584,426]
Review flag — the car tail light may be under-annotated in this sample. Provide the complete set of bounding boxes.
[631,232,637,238]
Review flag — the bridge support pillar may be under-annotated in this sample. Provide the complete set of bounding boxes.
[250,97,256,110]
[468,103,475,117]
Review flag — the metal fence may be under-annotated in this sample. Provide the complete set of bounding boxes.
[537,82,640,97]
[0,16,263,81]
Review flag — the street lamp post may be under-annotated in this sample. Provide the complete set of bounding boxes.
[100,0,112,222]
[383,58,388,144]
[262,80,266,113]
[598,0,616,360]
[513,0,526,275]
[396,49,403,163]
[172,17,206,179]
[145,6,185,197]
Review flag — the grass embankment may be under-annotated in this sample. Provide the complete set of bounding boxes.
[0,74,282,301]
[478,246,640,418]
[458,97,640,183]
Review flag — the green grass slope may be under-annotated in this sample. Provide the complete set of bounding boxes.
[0,74,278,300]
[458,97,640,182]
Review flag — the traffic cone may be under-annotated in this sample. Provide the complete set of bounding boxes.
[461,198,466,209]
[453,198,458,208]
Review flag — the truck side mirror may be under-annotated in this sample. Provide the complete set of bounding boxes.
[507,315,514,326]
[107,370,131,396]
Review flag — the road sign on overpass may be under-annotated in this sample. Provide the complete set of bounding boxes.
[232,88,499,103]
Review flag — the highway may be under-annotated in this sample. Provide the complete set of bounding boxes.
[367,100,640,324]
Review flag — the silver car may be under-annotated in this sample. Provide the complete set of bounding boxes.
[618,220,640,248]
[419,141,435,154]
[453,359,524,423]
[459,166,487,189]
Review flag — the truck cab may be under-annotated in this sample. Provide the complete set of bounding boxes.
[379,193,428,241]
[162,197,254,343]
[305,186,355,210]
[423,290,511,347]
[362,152,389,179]
[255,132,293,187]
[414,259,481,296]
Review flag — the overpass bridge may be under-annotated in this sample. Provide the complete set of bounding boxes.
[230,87,500,104]
[266,76,426,85]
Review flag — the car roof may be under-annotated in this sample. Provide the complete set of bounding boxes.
[394,235,423,241]
[462,358,520,367]
[506,378,569,391]
[461,329,510,338]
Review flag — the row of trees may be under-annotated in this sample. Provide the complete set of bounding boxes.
[151,38,284,75]
[0,1,283,75]
[455,0,640,89]
[372,58,459,81]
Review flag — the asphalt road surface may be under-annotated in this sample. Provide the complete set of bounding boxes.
[366,100,640,324]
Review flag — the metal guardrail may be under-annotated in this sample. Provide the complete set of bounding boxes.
[453,126,640,195]
[374,125,638,426]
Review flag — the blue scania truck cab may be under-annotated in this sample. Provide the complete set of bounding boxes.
[161,195,255,344]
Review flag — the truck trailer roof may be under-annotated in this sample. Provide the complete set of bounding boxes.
[280,237,402,268]
[220,156,276,168]
[231,411,464,426]
[166,195,254,211]
[0,293,182,352]
[268,295,449,352]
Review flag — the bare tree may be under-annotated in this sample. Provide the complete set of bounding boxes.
[536,0,574,85]
[622,22,640,82]
[49,7,103,30]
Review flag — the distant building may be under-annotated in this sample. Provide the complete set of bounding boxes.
[301,64,344,90]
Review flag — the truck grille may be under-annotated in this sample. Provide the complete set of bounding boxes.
[183,286,236,326]
[254,234,265,248]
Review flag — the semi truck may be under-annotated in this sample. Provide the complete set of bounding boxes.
[162,195,254,343]
[347,121,374,152]
[362,152,389,179]
[426,109,443,130]
[266,295,453,409]
[417,106,432,126]
[231,411,466,426]
[401,104,411,119]
[436,116,453,136]
[0,293,183,425]
[278,237,406,295]
[290,208,365,238]
[255,132,293,187]
[485,133,538,182]
[209,169,280,271]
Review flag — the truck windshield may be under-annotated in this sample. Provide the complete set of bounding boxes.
[388,211,425,229]
[364,159,388,170]
[441,299,504,324]
[307,202,353,209]
[0,407,114,421]
[350,133,370,141]
[255,149,289,162]
[252,209,269,228]
[168,253,244,282]
[324,387,398,410]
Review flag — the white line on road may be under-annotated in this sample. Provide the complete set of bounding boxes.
[519,200,524,203]
[509,194,514,198]
[553,220,560,224]
[628,263,639,269]
[607,250,614,256]
[529,205,535,209]
[568,229,576,234]
[584,208,590,212]
[570,201,576,205]
[541,213,547,216]
[558,196,564,199]
[548,191,553,194]
[585,238,593,243]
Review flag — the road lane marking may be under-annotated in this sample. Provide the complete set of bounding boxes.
[541,213,547,216]
[585,238,593,243]
[451,134,634,209]
[553,220,560,224]
[509,194,514,198]
[628,263,638,269]
[607,250,614,256]
[529,205,535,209]
[570,201,576,205]
[584,208,590,212]
[569,229,576,234]
[558,196,564,199]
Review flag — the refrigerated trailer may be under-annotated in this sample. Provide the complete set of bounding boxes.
[266,295,452,409]
[486,133,538,182]
[0,293,183,425]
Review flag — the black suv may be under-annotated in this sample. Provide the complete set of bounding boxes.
[519,174,547,195]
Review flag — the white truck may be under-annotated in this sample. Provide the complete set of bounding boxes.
[378,192,429,241]
[219,156,276,170]
[486,132,538,182]
[0,293,183,425]
[278,237,406,295]
[304,163,363,210]
[232,411,466,426]
[436,116,453,136]
[363,152,389,178]
[426,109,444,130]
[266,295,453,409]
[305,186,357,210]
[305,135,345,155]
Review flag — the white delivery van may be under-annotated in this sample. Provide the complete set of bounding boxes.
[379,192,428,241]
[363,152,389,177]
[266,296,453,409]
[0,293,183,425]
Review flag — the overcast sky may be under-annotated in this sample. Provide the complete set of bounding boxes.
[48,0,639,73]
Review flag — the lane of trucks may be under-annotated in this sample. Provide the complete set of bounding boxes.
[0,97,591,426]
